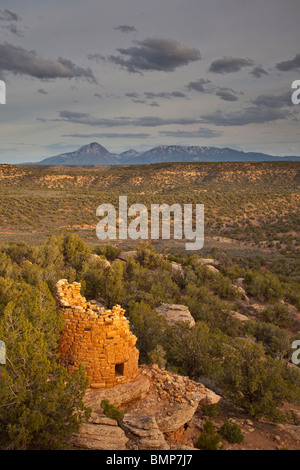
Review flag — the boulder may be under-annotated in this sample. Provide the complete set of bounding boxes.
[132,365,221,434]
[156,304,195,327]
[206,265,220,274]
[171,262,184,277]
[122,414,169,450]
[117,251,137,261]
[232,284,250,302]
[197,258,220,267]
[71,422,128,450]
[231,311,249,322]
[90,253,111,268]
[157,397,206,433]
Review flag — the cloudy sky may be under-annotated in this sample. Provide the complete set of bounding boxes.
[0,0,300,163]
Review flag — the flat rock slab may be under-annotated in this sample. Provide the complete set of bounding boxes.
[206,265,220,274]
[88,412,118,426]
[231,311,249,322]
[156,303,195,327]
[197,258,220,267]
[117,251,137,261]
[72,423,128,450]
[84,372,151,411]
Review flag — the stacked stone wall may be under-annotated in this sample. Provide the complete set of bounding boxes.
[56,279,139,389]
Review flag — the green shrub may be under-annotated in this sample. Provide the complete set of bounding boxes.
[148,345,167,368]
[201,404,221,418]
[196,420,222,450]
[95,245,121,261]
[219,420,244,444]
[261,304,293,329]
[100,399,125,421]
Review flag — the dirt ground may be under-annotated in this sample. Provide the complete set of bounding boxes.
[186,400,300,450]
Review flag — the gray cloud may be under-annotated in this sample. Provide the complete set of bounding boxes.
[0,10,21,22]
[209,56,253,74]
[114,25,137,34]
[55,110,203,127]
[186,78,239,101]
[126,92,140,98]
[87,53,105,63]
[159,128,223,138]
[144,91,187,99]
[62,132,150,139]
[94,93,102,99]
[201,106,292,127]
[106,37,201,73]
[276,54,300,72]
[0,9,23,36]
[0,43,97,81]
[132,99,147,104]
[38,88,48,95]
[252,91,293,108]
[186,78,212,93]
[5,24,23,37]
[250,66,268,78]
[215,88,239,102]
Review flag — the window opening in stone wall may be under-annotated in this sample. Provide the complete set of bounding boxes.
[115,363,124,377]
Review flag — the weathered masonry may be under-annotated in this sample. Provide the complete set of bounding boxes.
[56,279,139,389]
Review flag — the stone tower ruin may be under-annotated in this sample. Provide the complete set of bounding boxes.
[55,279,139,389]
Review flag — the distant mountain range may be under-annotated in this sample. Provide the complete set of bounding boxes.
[36,142,300,165]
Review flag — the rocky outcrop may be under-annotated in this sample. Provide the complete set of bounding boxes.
[90,253,111,268]
[197,258,220,267]
[206,265,220,274]
[231,311,249,322]
[127,365,220,434]
[122,414,169,450]
[117,251,137,261]
[71,421,128,450]
[171,262,184,277]
[73,364,220,450]
[277,424,300,440]
[232,284,250,302]
[156,303,195,327]
[83,372,151,410]
[235,300,266,317]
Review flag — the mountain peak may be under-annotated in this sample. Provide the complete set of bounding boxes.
[37,142,300,166]
[78,142,110,154]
